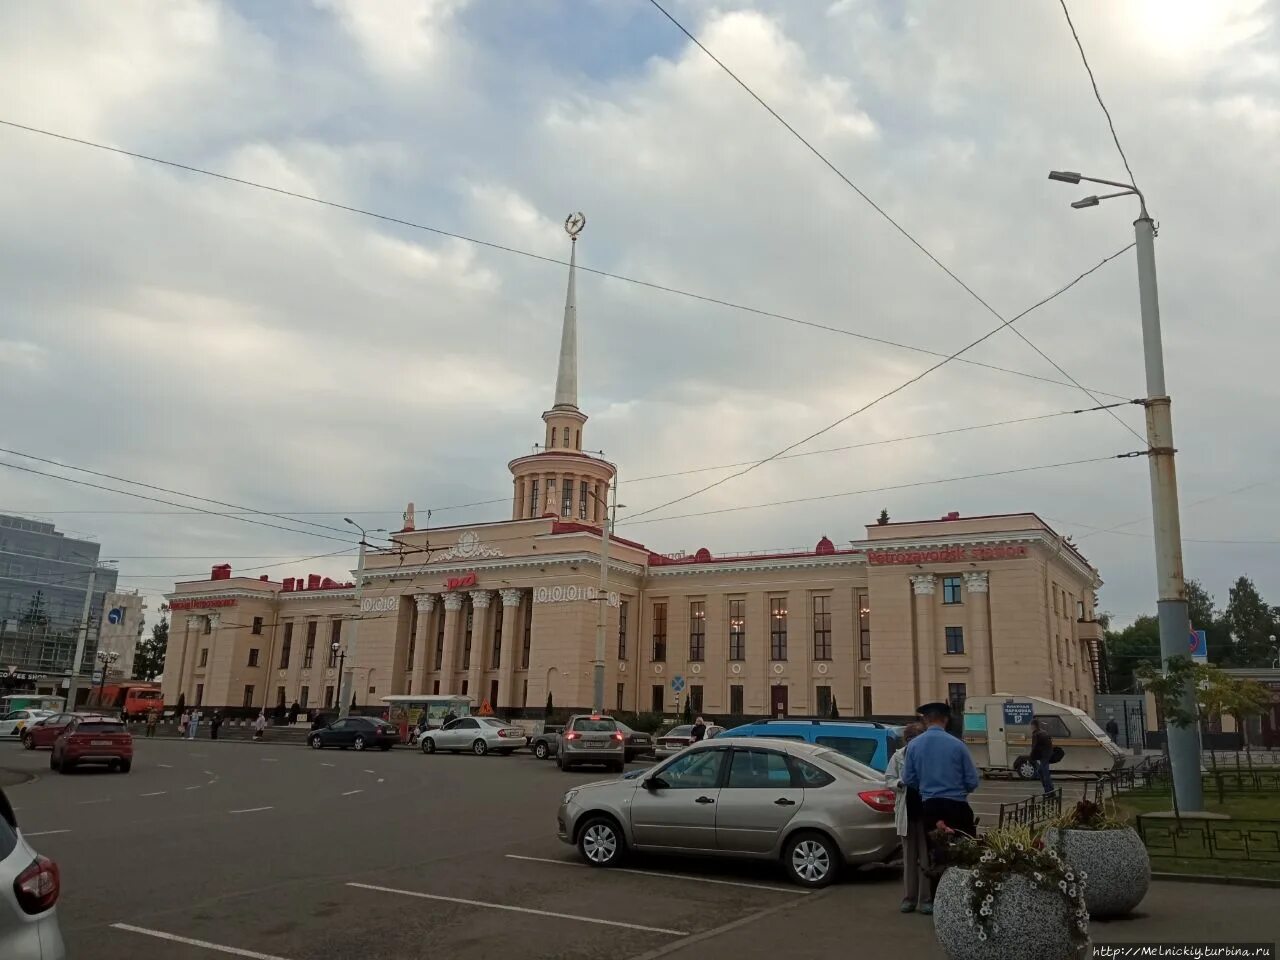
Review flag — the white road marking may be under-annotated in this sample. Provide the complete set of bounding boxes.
[347,882,687,935]
[111,923,294,960]
[229,806,273,815]
[341,789,363,796]
[139,791,167,797]
[204,770,216,776]
[503,855,805,895]
[184,785,202,791]
[78,798,111,805]
[24,830,71,837]
[377,778,384,783]
[320,762,335,768]
[363,769,375,774]
[157,764,173,769]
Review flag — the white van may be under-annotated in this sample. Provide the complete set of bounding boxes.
[963,694,1125,778]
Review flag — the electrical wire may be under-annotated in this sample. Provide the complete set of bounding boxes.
[624,244,1139,522]
[0,118,1130,402]
[644,0,1145,447]
[1057,0,1141,195]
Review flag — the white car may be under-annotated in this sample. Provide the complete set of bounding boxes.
[420,717,527,756]
[0,788,65,959]
[0,712,52,740]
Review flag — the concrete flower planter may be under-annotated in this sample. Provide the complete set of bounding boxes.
[1044,826,1150,918]
[934,868,1087,960]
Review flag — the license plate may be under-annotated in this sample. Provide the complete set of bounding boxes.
[91,740,112,746]
[585,738,606,746]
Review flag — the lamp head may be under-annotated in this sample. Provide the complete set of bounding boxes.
[343,517,354,526]
[1048,170,1082,184]
[1071,196,1101,209]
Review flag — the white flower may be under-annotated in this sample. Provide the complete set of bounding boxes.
[1066,871,1074,881]
[1033,873,1043,882]
[1068,885,1077,897]
[978,929,988,941]
[974,879,984,888]
[1059,880,1068,892]
[1078,871,1088,880]
[980,906,991,917]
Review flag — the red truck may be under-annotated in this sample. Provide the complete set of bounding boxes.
[84,682,163,720]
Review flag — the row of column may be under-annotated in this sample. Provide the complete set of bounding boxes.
[513,473,608,522]
[409,588,526,703]
[909,571,990,703]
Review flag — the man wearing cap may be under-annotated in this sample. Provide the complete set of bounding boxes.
[902,701,980,838]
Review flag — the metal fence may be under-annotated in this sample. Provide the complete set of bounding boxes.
[1137,815,1280,863]
[997,788,1062,829]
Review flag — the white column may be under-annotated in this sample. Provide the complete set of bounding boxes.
[440,593,464,693]
[964,571,991,696]
[910,575,936,704]
[468,590,492,701]
[498,589,523,708]
[411,594,435,694]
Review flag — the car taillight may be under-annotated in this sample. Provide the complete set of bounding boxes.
[14,856,59,914]
[858,789,897,814]
[611,733,624,742]
[565,732,581,741]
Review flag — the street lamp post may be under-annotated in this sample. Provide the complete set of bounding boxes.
[1049,169,1202,812]
[340,519,385,718]
[331,641,346,711]
[584,480,624,715]
[94,649,119,708]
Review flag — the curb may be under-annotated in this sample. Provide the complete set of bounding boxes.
[0,768,37,788]
[1153,872,1280,888]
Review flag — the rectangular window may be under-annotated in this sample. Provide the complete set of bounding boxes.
[617,600,629,660]
[279,622,293,669]
[247,648,259,667]
[579,480,589,520]
[948,682,967,716]
[945,626,965,655]
[242,685,255,708]
[324,685,334,708]
[463,606,473,670]
[561,478,573,517]
[652,602,667,661]
[195,683,204,705]
[729,599,746,660]
[942,576,962,605]
[521,679,528,707]
[521,603,532,669]
[858,593,871,660]
[203,617,211,635]
[460,679,469,697]
[1076,599,1085,621]
[689,684,703,714]
[276,685,286,707]
[304,621,317,668]
[299,685,309,708]
[729,684,744,714]
[689,601,705,661]
[616,682,625,712]
[650,684,664,713]
[489,679,499,708]
[812,595,832,660]
[407,603,419,672]
[563,426,570,448]
[815,685,832,717]
[251,616,264,635]
[433,680,441,695]
[770,598,788,661]
[491,603,503,669]
[435,609,445,670]
[862,685,873,717]
[198,648,209,668]
[529,479,540,518]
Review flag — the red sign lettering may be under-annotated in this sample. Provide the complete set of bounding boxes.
[866,544,1028,566]
[169,598,237,610]
[445,572,477,591]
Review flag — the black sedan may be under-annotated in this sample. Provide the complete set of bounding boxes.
[615,720,654,763]
[307,716,399,751]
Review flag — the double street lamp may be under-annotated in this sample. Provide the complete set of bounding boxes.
[340,518,385,718]
[330,640,346,712]
[1048,169,1202,812]
[94,649,119,707]
[583,482,625,715]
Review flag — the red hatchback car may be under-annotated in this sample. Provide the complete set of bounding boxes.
[20,712,79,751]
[51,717,133,774]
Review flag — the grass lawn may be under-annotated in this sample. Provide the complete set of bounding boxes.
[1115,789,1280,881]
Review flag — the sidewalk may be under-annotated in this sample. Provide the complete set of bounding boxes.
[639,875,1279,960]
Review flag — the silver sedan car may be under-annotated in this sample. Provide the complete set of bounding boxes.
[557,737,898,888]
[420,716,527,756]
[0,789,65,959]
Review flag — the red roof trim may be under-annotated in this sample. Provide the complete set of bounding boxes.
[548,521,649,552]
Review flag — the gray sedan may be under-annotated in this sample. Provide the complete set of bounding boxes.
[557,737,898,887]
[420,717,527,756]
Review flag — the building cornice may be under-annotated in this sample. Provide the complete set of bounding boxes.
[162,589,274,604]
[856,529,1100,585]
[646,552,867,578]
[361,552,646,583]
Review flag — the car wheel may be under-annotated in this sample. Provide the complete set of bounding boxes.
[534,741,549,760]
[108,760,120,772]
[353,736,367,751]
[784,832,839,889]
[22,735,34,751]
[422,737,436,755]
[472,739,488,757]
[577,816,624,868]
[59,759,75,775]
[49,753,59,770]
[1013,756,1037,780]
[309,735,324,750]
[610,761,625,773]
[380,744,391,751]
[119,759,132,773]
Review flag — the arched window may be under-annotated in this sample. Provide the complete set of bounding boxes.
[575,429,580,449]
[547,427,554,448]
[562,426,570,448]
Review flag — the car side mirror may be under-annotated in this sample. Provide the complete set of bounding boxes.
[644,776,668,791]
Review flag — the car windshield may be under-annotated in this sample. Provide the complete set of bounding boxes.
[812,749,878,780]
[77,722,125,733]
[571,718,616,732]
[662,725,693,738]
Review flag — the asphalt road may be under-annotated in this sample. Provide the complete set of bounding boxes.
[0,737,1056,960]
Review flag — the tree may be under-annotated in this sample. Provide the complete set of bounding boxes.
[681,695,693,725]
[1223,678,1271,763]
[133,611,168,681]
[175,692,186,718]
[1136,656,1203,822]
[1103,616,1160,693]
[545,690,554,719]
[828,695,839,719]
[877,509,890,526]
[1224,576,1278,667]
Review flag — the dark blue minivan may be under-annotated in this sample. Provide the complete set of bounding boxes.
[717,719,903,771]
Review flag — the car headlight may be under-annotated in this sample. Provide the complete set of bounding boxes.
[562,789,579,806]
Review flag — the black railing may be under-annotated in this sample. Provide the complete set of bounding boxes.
[1137,815,1280,863]
[997,788,1062,829]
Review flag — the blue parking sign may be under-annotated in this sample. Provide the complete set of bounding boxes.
[1003,701,1034,725]
[1189,629,1207,661]
[671,675,686,694]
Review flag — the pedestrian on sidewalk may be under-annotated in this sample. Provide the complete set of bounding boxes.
[690,716,707,743]
[288,700,301,725]
[253,711,267,742]
[145,708,159,738]
[1030,718,1055,795]
[179,710,190,738]
[885,722,929,914]
[1105,717,1120,742]
[210,710,223,740]
[188,709,201,740]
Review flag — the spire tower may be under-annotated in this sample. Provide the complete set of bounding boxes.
[553,214,582,410]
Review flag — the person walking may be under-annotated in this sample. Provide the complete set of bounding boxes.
[253,711,267,742]
[179,710,190,738]
[289,701,302,725]
[188,709,201,740]
[145,707,159,738]
[1104,717,1120,743]
[210,710,223,740]
[886,722,929,913]
[1030,718,1055,795]
[689,716,707,743]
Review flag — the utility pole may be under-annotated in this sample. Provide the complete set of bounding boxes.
[1049,170,1202,811]
[65,568,96,710]
[590,476,622,715]
[339,523,368,719]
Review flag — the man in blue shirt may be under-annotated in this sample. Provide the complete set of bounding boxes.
[903,701,979,838]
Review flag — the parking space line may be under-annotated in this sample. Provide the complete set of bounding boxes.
[346,882,687,936]
[157,763,173,768]
[24,830,71,837]
[504,855,805,895]
[78,798,111,805]
[342,789,363,796]
[320,762,335,767]
[139,791,167,797]
[185,785,202,791]
[111,923,293,960]
[229,806,273,815]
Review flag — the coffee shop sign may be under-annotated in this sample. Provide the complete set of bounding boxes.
[534,585,620,607]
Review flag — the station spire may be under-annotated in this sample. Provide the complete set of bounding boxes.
[553,212,585,410]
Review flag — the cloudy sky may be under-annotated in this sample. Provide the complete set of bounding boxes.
[2,0,1277,627]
